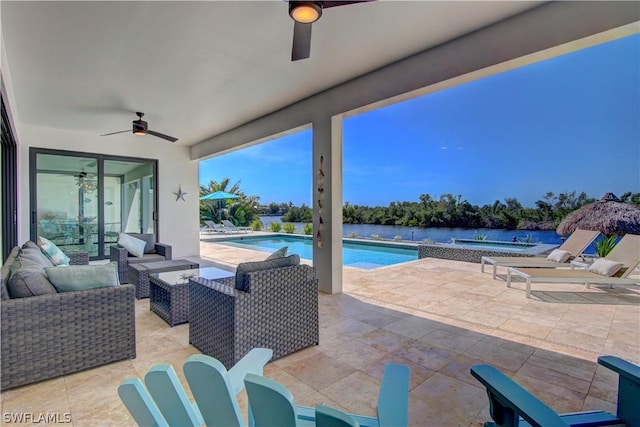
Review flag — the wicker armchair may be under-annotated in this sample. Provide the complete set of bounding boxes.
[1,248,136,390]
[189,265,319,369]
[67,251,90,265]
[109,235,172,283]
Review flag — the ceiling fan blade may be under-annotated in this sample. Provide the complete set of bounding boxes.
[147,130,178,143]
[292,21,312,61]
[321,1,371,8]
[100,130,130,136]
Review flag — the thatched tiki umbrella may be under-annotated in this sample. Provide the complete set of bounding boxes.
[557,193,640,237]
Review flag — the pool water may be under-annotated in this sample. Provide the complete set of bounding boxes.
[217,236,417,269]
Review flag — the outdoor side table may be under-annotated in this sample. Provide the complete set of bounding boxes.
[128,259,200,299]
[150,266,234,326]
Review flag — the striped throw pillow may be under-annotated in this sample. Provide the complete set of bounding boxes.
[37,236,71,266]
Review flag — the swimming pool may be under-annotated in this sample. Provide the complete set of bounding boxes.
[418,238,556,263]
[216,235,417,269]
[448,239,535,252]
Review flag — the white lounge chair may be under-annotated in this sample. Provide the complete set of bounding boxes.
[202,220,228,233]
[506,233,640,298]
[221,219,251,233]
[481,229,600,279]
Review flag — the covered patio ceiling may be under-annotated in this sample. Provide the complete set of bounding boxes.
[1,1,543,147]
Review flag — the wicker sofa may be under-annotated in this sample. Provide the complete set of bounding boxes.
[189,263,318,369]
[1,244,136,390]
[109,233,172,283]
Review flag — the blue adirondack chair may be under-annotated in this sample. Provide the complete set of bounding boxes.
[244,363,410,427]
[118,348,273,427]
[145,364,204,427]
[117,378,169,427]
[471,355,640,427]
[242,373,315,427]
[183,349,273,427]
[315,405,360,427]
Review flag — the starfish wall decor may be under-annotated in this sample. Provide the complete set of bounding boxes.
[173,185,187,201]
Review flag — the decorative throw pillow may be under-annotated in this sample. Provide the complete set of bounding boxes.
[20,241,54,268]
[45,262,119,292]
[7,258,57,298]
[127,233,157,254]
[588,259,624,277]
[235,254,301,291]
[265,246,288,260]
[118,233,147,258]
[37,236,71,266]
[546,249,571,263]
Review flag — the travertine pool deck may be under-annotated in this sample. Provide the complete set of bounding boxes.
[1,238,638,426]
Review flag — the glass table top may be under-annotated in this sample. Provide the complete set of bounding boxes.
[151,266,234,285]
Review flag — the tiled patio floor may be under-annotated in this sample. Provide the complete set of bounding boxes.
[1,238,638,426]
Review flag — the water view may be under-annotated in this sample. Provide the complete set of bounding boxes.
[257,216,563,245]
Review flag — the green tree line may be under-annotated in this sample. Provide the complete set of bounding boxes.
[201,178,639,230]
[342,191,640,230]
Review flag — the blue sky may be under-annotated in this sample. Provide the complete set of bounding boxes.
[200,33,639,208]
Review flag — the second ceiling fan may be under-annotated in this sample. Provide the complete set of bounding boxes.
[288,1,374,61]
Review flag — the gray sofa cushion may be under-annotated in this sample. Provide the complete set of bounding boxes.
[45,262,119,292]
[118,233,146,257]
[7,258,57,298]
[127,253,165,264]
[127,233,157,254]
[20,241,54,269]
[235,254,300,291]
[266,246,288,260]
[1,247,21,300]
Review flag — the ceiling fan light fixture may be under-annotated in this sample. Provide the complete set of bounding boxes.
[132,115,148,136]
[289,1,322,24]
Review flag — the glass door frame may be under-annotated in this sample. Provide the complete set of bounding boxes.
[1,92,18,262]
[29,147,158,260]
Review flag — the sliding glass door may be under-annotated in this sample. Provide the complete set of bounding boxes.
[30,149,157,260]
[1,94,18,262]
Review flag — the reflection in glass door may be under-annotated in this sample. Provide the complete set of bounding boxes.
[103,175,122,249]
[31,150,157,260]
[34,155,99,256]
[143,175,154,233]
[123,180,140,233]
[103,159,156,256]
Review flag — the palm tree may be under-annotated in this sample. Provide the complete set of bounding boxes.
[200,177,243,196]
[199,178,259,226]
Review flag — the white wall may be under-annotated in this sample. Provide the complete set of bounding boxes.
[17,124,200,258]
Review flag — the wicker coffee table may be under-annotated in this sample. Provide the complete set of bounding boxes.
[149,266,233,326]
[128,259,200,299]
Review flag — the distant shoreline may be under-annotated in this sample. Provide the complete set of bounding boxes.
[257,216,564,244]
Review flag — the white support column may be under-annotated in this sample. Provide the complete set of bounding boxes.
[312,116,343,294]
